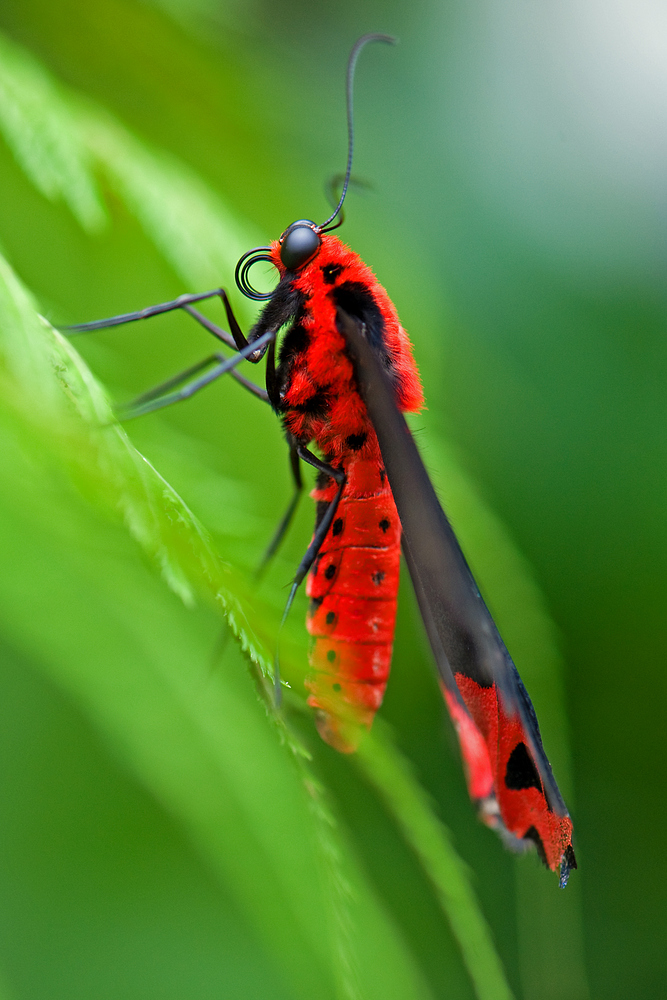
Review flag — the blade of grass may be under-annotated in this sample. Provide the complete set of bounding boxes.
[0,31,105,232]
[356,724,514,1000]
[0,29,259,317]
[79,106,258,296]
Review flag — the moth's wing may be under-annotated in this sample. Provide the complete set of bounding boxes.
[337,310,576,884]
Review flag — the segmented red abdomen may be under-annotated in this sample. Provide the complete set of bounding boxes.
[305,449,401,752]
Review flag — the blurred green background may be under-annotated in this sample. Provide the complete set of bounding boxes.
[0,1,664,998]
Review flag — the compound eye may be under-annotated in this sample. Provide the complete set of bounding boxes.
[280,221,321,270]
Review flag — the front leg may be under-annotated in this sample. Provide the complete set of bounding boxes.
[279,448,347,625]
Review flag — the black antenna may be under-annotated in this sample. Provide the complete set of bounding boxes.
[319,33,396,232]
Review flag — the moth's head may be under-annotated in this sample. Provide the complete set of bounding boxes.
[269,227,353,290]
[278,219,321,270]
[274,221,353,280]
[235,219,324,299]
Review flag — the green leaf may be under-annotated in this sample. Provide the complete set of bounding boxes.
[356,726,514,1000]
[0,31,105,233]
[79,107,260,296]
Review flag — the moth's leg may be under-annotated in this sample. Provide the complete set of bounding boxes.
[117,355,267,419]
[65,289,240,350]
[281,447,346,619]
[209,288,251,352]
[256,441,303,576]
[117,330,274,420]
[66,290,270,402]
[181,286,251,353]
[273,447,346,704]
[228,371,270,403]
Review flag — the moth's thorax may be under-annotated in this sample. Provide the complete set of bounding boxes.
[272,233,423,461]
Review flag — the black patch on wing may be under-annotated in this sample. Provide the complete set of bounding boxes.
[505,742,543,793]
[331,282,395,379]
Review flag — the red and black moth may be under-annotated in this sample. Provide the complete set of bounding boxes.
[66,35,576,885]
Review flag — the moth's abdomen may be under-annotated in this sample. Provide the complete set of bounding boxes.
[305,458,401,752]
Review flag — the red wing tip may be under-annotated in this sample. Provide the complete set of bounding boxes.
[475,796,577,884]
